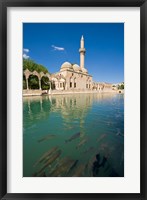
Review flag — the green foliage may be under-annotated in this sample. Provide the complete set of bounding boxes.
[118,84,124,90]
[23,75,27,89]
[23,59,49,74]
[23,75,51,90]
[28,75,39,89]
[23,59,52,90]
[41,76,50,90]
[120,84,124,89]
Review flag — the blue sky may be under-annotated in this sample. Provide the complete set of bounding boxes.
[23,23,124,83]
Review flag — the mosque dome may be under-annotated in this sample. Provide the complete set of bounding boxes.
[60,62,73,71]
[73,64,82,72]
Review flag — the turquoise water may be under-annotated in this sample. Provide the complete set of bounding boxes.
[23,93,124,177]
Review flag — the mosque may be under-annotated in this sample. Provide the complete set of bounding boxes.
[51,35,93,91]
[50,35,112,92]
[23,36,113,95]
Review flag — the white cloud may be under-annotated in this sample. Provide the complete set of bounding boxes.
[51,45,65,51]
[23,48,30,59]
[23,48,29,53]
[23,54,29,59]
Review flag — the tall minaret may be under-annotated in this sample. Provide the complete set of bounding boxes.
[79,35,86,69]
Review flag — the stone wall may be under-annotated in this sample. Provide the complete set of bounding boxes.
[23,89,46,96]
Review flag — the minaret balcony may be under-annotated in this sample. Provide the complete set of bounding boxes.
[79,48,86,53]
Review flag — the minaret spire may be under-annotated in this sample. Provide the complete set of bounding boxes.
[79,35,86,69]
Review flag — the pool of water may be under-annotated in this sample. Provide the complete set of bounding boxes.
[23,93,124,177]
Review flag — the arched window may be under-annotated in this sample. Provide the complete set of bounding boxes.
[51,81,55,90]
[70,77,73,88]
[86,78,89,89]
[89,80,91,89]
[74,78,76,88]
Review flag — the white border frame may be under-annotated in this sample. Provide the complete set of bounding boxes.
[7,7,140,193]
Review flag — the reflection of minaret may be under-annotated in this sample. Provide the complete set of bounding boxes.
[79,35,86,69]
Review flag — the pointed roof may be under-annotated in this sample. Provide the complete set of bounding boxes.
[81,35,84,40]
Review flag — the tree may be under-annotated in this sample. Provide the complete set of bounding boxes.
[23,59,50,74]
[23,75,27,89]
[23,59,51,90]
[118,83,124,90]
[41,76,50,90]
[28,75,39,89]
[120,84,124,90]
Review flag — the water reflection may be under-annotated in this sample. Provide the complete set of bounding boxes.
[23,93,121,128]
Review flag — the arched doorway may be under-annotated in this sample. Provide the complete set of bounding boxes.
[28,75,39,89]
[23,74,27,89]
[41,76,50,90]
[51,81,56,90]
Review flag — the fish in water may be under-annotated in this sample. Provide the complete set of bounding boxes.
[92,154,101,176]
[65,132,81,143]
[33,146,58,167]
[99,156,107,168]
[72,164,86,177]
[33,149,62,176]
[67,160,79,176]
[76,138,87,149]
[97,134,107,143]
[49,158,78,177]
[92,154,108,176]
[86,156,97,176]
[40,171,46,177]
[48,157,68,174]
[38,134,56,143]
[83,147,95,154]
[96,154,101,164]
